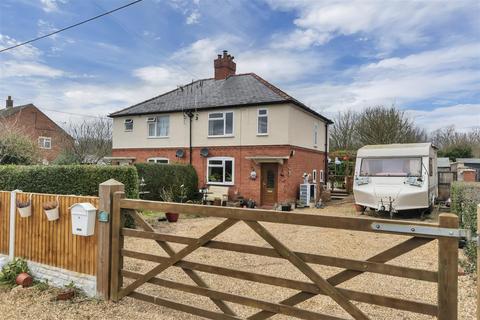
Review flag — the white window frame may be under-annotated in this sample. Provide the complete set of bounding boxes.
[124,119,133,132]
[312,169,317,183]
[313,124,318,147]
[257,108,268,136]
[207,157,234,185]
[147,157,169,164]
[319,170,325,183]
[38,136,52,149]
[208,111,234,137]
[147,115,169,138]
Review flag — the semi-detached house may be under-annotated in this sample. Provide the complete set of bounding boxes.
[109,51,332,207]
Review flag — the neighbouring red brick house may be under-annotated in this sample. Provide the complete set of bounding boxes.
[0,96,72,164]
[109,51,332,207]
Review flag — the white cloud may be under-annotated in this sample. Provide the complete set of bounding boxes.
[40,0,67,13]
[0,61,64,78]
[406,104,480,132]
[266,0,475,52]
[186,10,201,25]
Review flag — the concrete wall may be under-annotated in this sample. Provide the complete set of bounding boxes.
[112,103,326,150]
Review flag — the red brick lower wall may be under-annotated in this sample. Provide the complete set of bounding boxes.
[112,145,326,205]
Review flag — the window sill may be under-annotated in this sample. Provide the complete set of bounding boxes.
[124,130,133,132]
[256,133,268,136]
[206,182,234,186]
[207,135,234,138]
[148,136,169,139]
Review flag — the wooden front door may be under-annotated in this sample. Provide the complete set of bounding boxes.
[261,163,278,206]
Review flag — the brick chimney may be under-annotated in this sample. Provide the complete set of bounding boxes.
[214,50,236,80]
[5,96,13,108]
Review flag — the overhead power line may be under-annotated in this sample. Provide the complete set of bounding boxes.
[40,107,109,119]
[0,0,144,53]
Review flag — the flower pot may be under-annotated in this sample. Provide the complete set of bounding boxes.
[165,212,179,223]
[18,206,32,218]
[56,289,75,301]
[16,272,33,288]
[44,207,59,221]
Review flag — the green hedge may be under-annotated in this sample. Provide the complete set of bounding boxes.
[135,163,198,201]
[0,165,139,198]
[451,181,480,273]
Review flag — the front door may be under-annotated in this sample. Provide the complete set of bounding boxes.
[261,163,278,206]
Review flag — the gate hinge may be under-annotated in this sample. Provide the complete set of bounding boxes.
[371,222,470,239]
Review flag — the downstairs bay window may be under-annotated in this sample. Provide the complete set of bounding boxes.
[207,157,234,185]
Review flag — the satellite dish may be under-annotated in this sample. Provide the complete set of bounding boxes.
[200,148,209,157]
[176,149,185,158]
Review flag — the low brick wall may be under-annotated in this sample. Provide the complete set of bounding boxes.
[0,254,96,297]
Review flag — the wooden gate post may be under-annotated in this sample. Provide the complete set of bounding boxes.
[110,190,126,302]
[97,179,124,300]
[438,213,459,320]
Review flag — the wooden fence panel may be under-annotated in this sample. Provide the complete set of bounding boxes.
[0,191,10,255]
[14,192,99,275]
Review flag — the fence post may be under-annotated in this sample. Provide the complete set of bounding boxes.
[438,213,458,320]
[8,190,21,261]
[97,180,124,300]
[477,204,480,320]
[110,190,125,302]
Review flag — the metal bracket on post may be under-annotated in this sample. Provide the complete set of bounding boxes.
[371,222,469,238]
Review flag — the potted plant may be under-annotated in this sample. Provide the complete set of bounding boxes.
[17,195,32,218]
[159,185,187,223]
[43,197,59,221]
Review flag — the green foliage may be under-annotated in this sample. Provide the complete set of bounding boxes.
[135,163,198,202]
[0,165,138,198]
[0,258,29,287]
[438,145,473,162]
[451,182,480,273]
[0,131,40,165]
[52,150,81,165]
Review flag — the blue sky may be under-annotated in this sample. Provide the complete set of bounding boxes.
[0,0,479,132]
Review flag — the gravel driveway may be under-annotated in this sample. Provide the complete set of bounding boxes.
[0,202,476,319]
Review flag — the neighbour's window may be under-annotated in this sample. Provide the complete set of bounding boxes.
[207,157,234,185]
[319,170,325,183]
[147,116,169,137]
[147,157,169,164]
[313,124,318,146]
[312,169,317,183]
[257,109,268,135]
[208,112,233,136]
[360,158,422,177]
[124,119,133,131]
[38,137,52,149]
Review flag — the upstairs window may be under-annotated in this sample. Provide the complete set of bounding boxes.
[207,157,234,185]
[147,157,169,164]
[208,111,233,136]
[124,119,133,131]
[257,109,268,135]
[147,116,169,137]
[38,137,51,149]
[313,124,318,146]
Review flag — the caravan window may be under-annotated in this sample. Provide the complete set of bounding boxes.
[360,158,422,177]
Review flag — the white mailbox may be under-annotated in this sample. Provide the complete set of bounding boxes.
[70,203,96,236]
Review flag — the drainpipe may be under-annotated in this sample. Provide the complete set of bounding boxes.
[324,124,329,184]
[186,111,194,165]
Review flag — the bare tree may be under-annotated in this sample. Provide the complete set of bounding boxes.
[330,110,360,151]
[355,106,426,146]
[64,118,112,164]
[430,125,480,159]
[0,117,40,164]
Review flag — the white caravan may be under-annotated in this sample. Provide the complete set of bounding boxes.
[353,143,438,216]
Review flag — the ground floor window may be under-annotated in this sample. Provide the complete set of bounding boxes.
[207,157,234,185]
[147,157,169,164]
[38,136,51,149]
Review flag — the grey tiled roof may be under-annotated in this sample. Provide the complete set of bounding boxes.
[109,73,332,123]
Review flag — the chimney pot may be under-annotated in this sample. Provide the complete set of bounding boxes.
[214,51,236,80]
[6,96,13,108]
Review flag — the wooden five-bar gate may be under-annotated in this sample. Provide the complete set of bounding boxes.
[110,190,461,320]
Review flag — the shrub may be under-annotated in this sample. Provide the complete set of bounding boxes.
[0,258,29,288]
[451,181,480,273]
[0,165,138,198]
[135,163,198,202]
[0,131,40,165]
